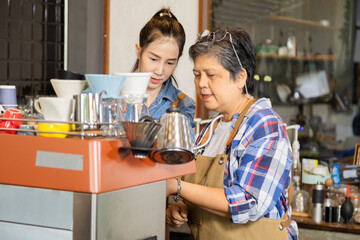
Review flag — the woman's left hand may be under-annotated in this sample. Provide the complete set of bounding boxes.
[166,201,188,228]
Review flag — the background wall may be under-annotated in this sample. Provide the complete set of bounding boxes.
[108,0,198,100]
[68,0,103,75]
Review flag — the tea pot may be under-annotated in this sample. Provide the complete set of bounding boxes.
[150,107,222,164]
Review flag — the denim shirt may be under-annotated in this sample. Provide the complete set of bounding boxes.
[150,79,195,121]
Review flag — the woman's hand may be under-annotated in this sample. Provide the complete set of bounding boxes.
[166,201,188,228]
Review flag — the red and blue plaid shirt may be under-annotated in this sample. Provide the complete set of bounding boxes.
[195,98,298,240]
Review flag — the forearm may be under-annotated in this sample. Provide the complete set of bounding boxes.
[168,179,231,217]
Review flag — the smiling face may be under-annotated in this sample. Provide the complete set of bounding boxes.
[193,54,247,120]
[136,36,179,93]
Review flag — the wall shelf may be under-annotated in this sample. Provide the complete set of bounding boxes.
[257,54,335,61]
[267,16,338,31]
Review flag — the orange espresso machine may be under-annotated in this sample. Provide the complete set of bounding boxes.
[0,134,196,240]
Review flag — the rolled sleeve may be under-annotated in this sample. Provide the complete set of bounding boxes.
[225,186,257,223]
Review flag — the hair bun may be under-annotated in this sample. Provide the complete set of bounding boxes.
[159,11,172,18]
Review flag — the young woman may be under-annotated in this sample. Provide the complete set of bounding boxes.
[166,28,298,239]
[131,8,195,134]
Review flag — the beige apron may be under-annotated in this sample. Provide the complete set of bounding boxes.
[182,100,293,240]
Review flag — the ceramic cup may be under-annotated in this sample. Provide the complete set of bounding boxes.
[50,79,87,99]
[0,108,22,134]
[0,105,18,115]
[0,85,17,105]
[34,97,73,122]
[0,85,17,113]
[37,123,70,138]
[17,125,35,136]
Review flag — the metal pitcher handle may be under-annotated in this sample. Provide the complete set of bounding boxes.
[193,114,224,151]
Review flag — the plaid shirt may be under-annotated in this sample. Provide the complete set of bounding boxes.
[196,98,298,240]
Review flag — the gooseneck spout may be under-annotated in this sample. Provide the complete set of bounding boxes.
[193,114,224,151]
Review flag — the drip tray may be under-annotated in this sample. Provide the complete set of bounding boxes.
[150,149,194,164]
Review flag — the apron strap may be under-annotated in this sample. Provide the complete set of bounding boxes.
[225,99,257,148]
[279,182,294,229]
[171,93,188,108]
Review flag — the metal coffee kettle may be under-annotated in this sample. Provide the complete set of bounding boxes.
[150,107,222,164]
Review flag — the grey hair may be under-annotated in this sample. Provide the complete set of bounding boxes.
[189,28,256,94]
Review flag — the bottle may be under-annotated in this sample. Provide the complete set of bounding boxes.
[292,181,310,213]
[287,124,301,187]
[341,185,354,224]
[286,29,296,56]
[312,182,324,223]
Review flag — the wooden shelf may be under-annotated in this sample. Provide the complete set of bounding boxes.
[267,16,338,31]
[292,216,360,234]
[257,54,334,61]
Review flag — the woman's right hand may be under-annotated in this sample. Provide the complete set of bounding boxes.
[166,200,188,228]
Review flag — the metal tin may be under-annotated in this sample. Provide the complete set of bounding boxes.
[325,206,334,222]
[334,205,342,222]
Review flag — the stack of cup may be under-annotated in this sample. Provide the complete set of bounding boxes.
[0,85,18,113]
[0,85,22,134]
[33,78,86,138]
[34,97,73,138]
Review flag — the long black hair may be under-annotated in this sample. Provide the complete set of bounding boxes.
[132,8,186,86]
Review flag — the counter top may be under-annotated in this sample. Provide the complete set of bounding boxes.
[0,134,196,194]
[293,216,360,234]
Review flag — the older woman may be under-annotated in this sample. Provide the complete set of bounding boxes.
[166,28,298,240]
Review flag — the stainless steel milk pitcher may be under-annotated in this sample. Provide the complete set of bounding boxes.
[73,91,105,130]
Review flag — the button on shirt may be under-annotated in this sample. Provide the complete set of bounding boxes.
[196,98,298,240]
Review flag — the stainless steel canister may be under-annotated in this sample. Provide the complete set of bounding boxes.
[73,92,104,130]
[312,181,325,223]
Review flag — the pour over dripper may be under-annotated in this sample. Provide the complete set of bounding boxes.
[121,119,162,158]
[85,74,126,99]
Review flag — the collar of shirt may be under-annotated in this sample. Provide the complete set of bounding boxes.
[148,78,177,112]
[196,98,272,149]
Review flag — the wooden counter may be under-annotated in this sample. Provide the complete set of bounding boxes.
[293,215,360,234]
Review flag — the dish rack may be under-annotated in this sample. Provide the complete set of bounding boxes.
[0,117,126,139]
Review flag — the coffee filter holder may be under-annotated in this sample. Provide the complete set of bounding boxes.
[118,116,162,158]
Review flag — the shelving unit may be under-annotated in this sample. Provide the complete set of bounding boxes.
[267,16,338,31]
[257,54,335,61]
